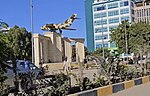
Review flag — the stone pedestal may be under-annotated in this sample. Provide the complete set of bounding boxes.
[63,38,72,62]
[33,32,85,66]
[44,32,62,62]
[33,34,51,67]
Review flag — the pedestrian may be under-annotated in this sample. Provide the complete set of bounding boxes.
[63,57,70,73]
[93,59,98,68]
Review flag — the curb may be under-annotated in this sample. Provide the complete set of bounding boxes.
[68,76,150,96]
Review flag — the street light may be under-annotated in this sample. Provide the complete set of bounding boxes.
[122,21,129,63]
[124,22,128,57]
[30,0,34,63]
[101,4,105,59]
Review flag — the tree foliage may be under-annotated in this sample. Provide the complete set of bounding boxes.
[0,20,9,30]
[111,22,150,55]
[5,25,32,60]
[0,30,10,96]
[91,48,111,58]
[0,25,32,86]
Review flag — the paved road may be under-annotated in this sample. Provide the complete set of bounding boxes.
[111,82,150,96]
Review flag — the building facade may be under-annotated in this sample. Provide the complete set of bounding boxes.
[85,0,95,52]
[134,0,150,23]
[85,0,134,51]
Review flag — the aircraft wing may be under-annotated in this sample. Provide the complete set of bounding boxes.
[62,27,76,30]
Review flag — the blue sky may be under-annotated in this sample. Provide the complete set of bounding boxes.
[0,0,86,44]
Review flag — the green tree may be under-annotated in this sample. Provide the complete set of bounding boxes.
[0,20,10,74]
[92,48,111,58]
[0,19,9,30]
[6,25,32,60]
[2,26,32,82]
[110,21,130,54]
[128,22,150,54]
[0,33,10,95]
[111,22,150,55]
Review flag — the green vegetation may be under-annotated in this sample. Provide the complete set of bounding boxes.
[5,26,32,60]
[0,20,9,30]
[91,48,111,58]
[0,21,10,96]
[0,23,32,95]
[111,22,150,55]
[48,73,70,96]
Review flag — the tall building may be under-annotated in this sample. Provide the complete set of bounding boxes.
[85,0,95,52]
[134,0,150,23]
[85,0,135,51]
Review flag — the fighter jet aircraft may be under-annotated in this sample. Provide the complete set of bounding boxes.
[41,14,80,34]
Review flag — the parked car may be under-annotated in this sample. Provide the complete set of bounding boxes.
[5,60,44,90]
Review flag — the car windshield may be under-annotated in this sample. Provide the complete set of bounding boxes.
[19,62,28,69]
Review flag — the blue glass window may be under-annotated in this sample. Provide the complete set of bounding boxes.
[97,6,106,11]
[120,1,128,7]
[108,10,119,16]
[109,18,119,24]
[120,8,129,14]
[95,35,108,40]
[109,25,118,31]
[108,3,118,9]
[96,42,108,49]
[94,5,106,12]
[121,16,129,21]
[94,19,107,26]
[104,43,108,47]
[95,27,108,33]
[94,12,107,19]
[96,43,102,49]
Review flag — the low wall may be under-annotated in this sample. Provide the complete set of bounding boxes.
[68,76,150,96]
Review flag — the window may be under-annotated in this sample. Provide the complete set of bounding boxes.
[120,8,129,14]
[108,10,119,16]
[104,43,108,47]
[96,42,108,49]
[109,25,118,31]
[97,6,106,11]
[121,16,129,21]
[95,35,101,40]
[108,3,118,9]
[120,1,128,7]
[96,43,102,49]
[94,19,107,26]
[95,27,108,33]
[95,35,108,40]
[109,18,119,24]
[94,12,107,19]
[94,5,106,12]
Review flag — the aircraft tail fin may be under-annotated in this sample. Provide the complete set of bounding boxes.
[63,14,79,27]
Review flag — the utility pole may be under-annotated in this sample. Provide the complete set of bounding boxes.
[30,0,34,63]
[125,22,128,62]
[101,4,105,59]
